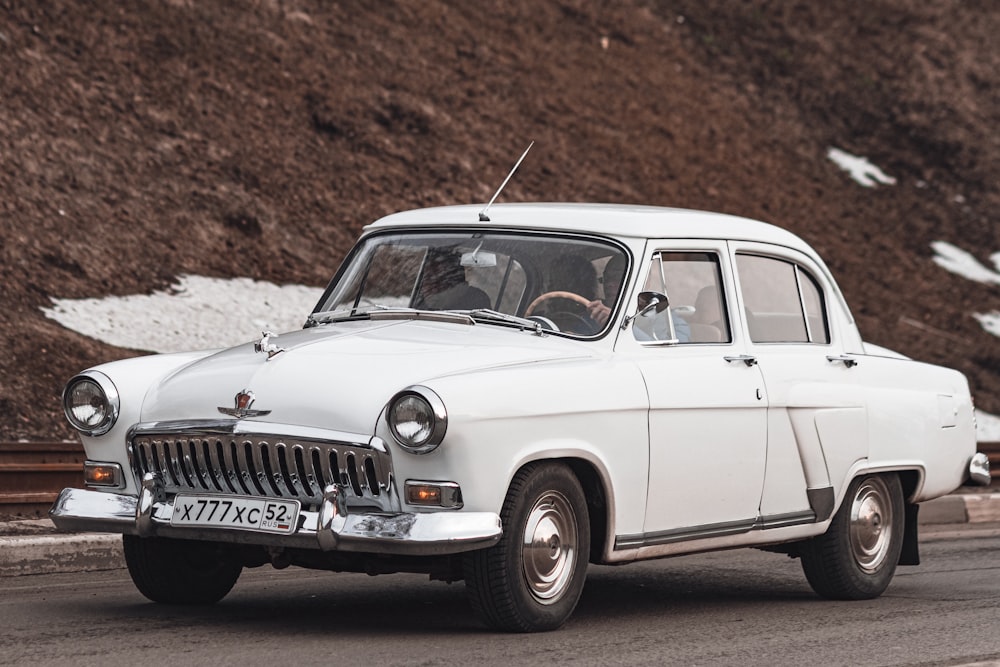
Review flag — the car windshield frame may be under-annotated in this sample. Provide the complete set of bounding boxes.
[311,228,632,340]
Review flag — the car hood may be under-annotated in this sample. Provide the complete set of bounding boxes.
[139,319,594,435]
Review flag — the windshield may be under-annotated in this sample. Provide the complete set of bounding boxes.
[314,230,629,337]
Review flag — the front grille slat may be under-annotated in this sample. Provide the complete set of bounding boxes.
[131,431,392,508]
[310,449,327,490]
[188,441,209,490]
[225,441,251,494]
[165,443,184,486]
[201,440,223,491]
[259,445,283,497]
[213,440,238,493]
[275,444,297,497]
[295,446,315,498]
[243,442,267,496]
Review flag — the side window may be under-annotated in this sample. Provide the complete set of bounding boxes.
[736,254,830,344]
[634,252,731,344]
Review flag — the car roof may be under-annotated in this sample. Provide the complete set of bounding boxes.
[366,203,817,256]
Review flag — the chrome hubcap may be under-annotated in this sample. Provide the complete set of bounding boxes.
[522,490,577,604]
[849,477,893,573]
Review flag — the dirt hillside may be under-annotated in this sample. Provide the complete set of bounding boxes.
[1,1,998,441]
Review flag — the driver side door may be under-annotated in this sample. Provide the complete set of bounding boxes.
[621,242,768,548]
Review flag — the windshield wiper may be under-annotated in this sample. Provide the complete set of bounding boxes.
[306,305,475,328]
[467,309,549,335]
[370,309,474,325]
[305,305,391,327]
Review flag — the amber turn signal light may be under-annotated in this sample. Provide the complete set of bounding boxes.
[406,484,442,505]
[84,461,123,488]
[404,480,463,508]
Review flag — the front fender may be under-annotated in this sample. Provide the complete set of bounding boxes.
[71,350,216,494]
[385,357,651,539]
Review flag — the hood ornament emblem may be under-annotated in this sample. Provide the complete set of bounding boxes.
[218,389,271,419]
[254,331,284,361]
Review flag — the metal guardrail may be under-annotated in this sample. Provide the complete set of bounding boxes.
[1,440,997,521]
[0,442,85,519]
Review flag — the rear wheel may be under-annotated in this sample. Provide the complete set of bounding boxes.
[799,473,904,600]
[464,462,590,632]
[123,535,242,604]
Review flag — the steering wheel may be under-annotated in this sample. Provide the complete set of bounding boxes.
[524,291,591,316]
[525,291,600,335]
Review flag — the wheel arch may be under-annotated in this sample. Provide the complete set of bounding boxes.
[836,466,923,567]
[508,455,614,565]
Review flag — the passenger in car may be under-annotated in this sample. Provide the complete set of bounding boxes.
[413,249,490,310]
[687,286,728,342]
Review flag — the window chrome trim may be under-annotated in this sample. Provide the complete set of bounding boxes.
[793,265,814,342]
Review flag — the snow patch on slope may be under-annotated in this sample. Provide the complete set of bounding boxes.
[827,147,897,187]
[42,275,324,353]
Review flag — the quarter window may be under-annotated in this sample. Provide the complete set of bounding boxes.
[736,254,830,344]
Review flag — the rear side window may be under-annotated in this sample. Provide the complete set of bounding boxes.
[736,254,830,344]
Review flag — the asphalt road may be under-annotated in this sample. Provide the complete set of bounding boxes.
[1,529,999,667]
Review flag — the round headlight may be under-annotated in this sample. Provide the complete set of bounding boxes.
[63,372,119,436]
[387,386,447,454]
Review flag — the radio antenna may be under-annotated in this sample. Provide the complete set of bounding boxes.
[479,141,534,222]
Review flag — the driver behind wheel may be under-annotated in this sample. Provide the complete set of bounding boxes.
[587,254,626,326]
[531,254,600,334]
[549,254,599,301]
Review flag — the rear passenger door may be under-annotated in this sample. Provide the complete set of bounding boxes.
[730,242,868,526]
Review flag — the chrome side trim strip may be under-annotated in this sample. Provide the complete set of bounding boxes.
[755,509,816,529]
[614,508,828,551]
[614,518,756,550]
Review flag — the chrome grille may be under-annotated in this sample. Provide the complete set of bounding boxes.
[130,431,392,507]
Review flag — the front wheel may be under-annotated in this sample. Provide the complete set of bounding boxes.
[799,473,904,600]
[463,462,590,632]
[123,535,243,604]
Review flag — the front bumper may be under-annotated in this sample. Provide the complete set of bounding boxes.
[49,477,502,556]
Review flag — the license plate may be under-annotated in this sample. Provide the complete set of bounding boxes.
[171,494,300,534]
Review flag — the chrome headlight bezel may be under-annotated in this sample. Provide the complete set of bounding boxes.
[62,371,120,436]
[386,385,447,454]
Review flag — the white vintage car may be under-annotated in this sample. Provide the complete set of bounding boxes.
[53,203,989,632]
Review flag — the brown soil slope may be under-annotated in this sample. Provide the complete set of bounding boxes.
[1,1,998,440]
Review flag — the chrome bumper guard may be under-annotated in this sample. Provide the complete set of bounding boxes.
[968,452,991,487]
[49,478,502,557]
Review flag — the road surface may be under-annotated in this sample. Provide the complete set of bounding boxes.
[1,528,998,666]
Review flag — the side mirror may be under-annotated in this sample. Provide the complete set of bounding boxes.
[636,291,670,317]
[621,291,671,332]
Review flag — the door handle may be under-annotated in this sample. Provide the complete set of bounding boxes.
[724,355,758,367]
[826,354,858,368]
